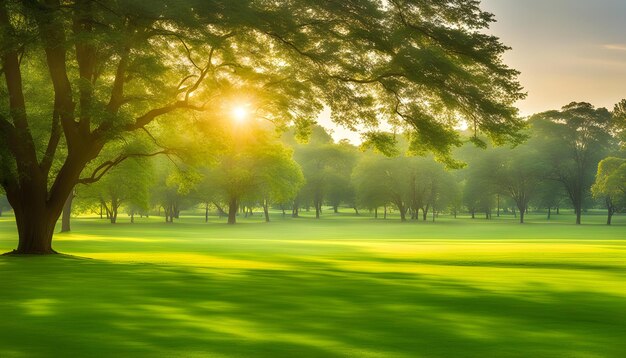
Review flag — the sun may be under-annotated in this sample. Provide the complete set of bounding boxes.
[231,105,249,122]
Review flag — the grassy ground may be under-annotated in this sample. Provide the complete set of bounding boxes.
[0,211,625,357]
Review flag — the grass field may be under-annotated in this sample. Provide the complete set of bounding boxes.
[1,211,625,357]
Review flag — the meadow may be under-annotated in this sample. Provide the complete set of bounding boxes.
[1,211,625,357]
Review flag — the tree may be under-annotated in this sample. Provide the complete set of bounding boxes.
[193,167,224,223]
[405,156,450,221]
[204,122,302,224]
[353,154,390,217]
[151,159,197,223]
[427,166,457,222]
[534,179,566,220]
[530,103,616,224]
[612,99,626,147]
[77,157,153,224]
[256,146,304,223]
[592,157,626,225]
[321,141,359,214]
[353,154,413,221]
[295,142,357,219]
[493,145,545,223]
[458,142,501,219]
[0,0,524,253]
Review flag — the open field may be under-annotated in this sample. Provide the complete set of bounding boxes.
[1,212,625,357]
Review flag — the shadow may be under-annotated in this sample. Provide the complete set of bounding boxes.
[1,254,625,357]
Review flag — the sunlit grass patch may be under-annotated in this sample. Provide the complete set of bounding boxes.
[0,214,625,357]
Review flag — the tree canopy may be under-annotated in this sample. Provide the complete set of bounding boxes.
[1,0,524,253]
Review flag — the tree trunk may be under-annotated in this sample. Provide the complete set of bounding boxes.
[263,199,270,222]
[292,199,299,218]
[575,207,581,225]
[374,207,378,219]
[14,212,57,254]
[432,210,435,222]
[606,199,614,225]
[130,212,135,224]
[227,197,238,225]
[497,194,500,217]
[517,204,526,224]
[100,203,103,219]
[398,203,406,222]
[174,204,180,219]
[205,203,209,223]
[547,207,551,220]
[353,206,359,215]
[61,190,74,232]
[315,200,321,219]
[556,206,560,215]
[333,205,338,213]
[0,106,71,254]
[110,203,118,224]
[471,209,475,219]
[422,206,428,221]
[384,205,387,220]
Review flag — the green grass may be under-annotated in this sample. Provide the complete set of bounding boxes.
[0,211,625,357]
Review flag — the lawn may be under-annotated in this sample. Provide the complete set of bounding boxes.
[0,212,625,357]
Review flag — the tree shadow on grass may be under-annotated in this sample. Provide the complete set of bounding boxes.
[0,254,625,357]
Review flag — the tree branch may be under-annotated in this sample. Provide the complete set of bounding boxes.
[0,1,39,171]
[127,100,206,131]
[29,0,78,153]
[78,150,170,185]
[39,111,62,176]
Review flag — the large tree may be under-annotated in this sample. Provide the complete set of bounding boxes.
[0,0,524,253]
[530,103,616,224]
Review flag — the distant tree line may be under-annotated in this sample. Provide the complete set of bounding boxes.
[2,101,624,227]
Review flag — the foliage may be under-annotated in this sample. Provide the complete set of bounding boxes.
[529,102,618,224]
[77,157,154,223]
[0,0,525,251]
[293,135,357,218]
[200,121,303,223]
[592,157,626,223]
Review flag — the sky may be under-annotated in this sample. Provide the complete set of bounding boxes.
[320,0,626,143]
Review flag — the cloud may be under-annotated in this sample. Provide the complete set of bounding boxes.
[603,44,626,51]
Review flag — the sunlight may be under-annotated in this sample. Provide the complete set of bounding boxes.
[231,104,249,123]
